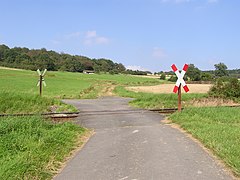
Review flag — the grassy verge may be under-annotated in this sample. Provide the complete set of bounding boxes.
[170,107,240,177]
[114,86,207,109]
[0,91,77,114]
[0,116,88,179]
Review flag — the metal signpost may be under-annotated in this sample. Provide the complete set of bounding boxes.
[171,64,189,112]
[37,69,47,96]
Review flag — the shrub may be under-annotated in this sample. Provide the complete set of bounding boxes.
[208,77,240,99]
[160,73,166,80]
[168,75,177,82]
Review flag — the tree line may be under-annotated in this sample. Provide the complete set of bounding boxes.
[158,63,240,82]
[0,44,150,75]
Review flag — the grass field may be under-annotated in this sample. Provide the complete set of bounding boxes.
[170,107,240,177]
[0,116,88,179]
[114,86,207,109]
[0,68,162,99]
[0,91,77,114]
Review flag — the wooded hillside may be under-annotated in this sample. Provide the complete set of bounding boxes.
[0,44,127,73]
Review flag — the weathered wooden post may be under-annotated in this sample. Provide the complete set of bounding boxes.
[178,84,182,112]
[37,69,47,96]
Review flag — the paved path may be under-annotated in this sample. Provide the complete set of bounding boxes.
[55,97,232,180]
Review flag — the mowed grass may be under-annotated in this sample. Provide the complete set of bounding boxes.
[0,116,87,179]
[170,107,240,177]
[0,68,161,99]
[114,86,207,109]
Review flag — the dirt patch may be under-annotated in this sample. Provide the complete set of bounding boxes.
[132,75,160,79]
[127,84,212,94]
[0,66,23,71]
[98,83,116,97]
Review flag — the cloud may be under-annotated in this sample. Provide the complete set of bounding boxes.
[84,30,110,45]
[152,47,167,59]
[126,65,150,71]
[86,31,97,38]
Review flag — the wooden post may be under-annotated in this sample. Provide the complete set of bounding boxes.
[39,75,42,96]
[178,84,181,112]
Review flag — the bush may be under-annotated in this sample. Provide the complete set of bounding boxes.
[168,75,177,82]
[208,77,240,99]
[160,73,166,80]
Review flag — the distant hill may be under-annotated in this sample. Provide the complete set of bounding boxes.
[0,44,126,74]
[0,44,152,75]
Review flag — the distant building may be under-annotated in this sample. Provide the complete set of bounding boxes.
[83,70,95,74]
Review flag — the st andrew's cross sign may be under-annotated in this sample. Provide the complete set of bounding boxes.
[37,69,47,96]
[171,64,189,112]
[171,64,189,93]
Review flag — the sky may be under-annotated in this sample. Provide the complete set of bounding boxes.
[0,0,240,72]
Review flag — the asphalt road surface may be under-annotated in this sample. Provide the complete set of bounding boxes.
[55,97,233,180]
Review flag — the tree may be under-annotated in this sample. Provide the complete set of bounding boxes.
[214,62,229,77]
[201,72,213,81]
[115,63,126,73]
[0,44,127,73]
[160,73,166,80]
[209,77,240,98]
[0,44,9,61]
[185,64,201,81]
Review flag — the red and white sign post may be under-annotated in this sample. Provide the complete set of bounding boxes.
[171,64,189,112]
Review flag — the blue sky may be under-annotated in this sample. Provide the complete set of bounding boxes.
[0,0,239,72]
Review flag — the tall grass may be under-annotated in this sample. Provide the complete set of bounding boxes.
[0,116,87,179]
[0,91,77,114]
[170,107,240,177]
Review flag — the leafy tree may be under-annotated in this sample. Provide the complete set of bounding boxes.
[168,75,177,82]
[185,64,202,81]
[160,73,166,80]
[115,63,126,73]
[201,72,213,81]
[214,62,229,77]
[0,44,129,74]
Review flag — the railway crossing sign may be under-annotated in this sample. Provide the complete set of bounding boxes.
[171,64,189,93]
[171,64,189,112]
[37,69,47,96]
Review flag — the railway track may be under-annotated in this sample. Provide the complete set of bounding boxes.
[1,105,240,119]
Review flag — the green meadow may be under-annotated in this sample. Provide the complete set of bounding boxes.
[0,68,161,99]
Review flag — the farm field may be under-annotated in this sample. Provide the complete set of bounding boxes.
[126,84,212,94]
[0,67,162,99]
